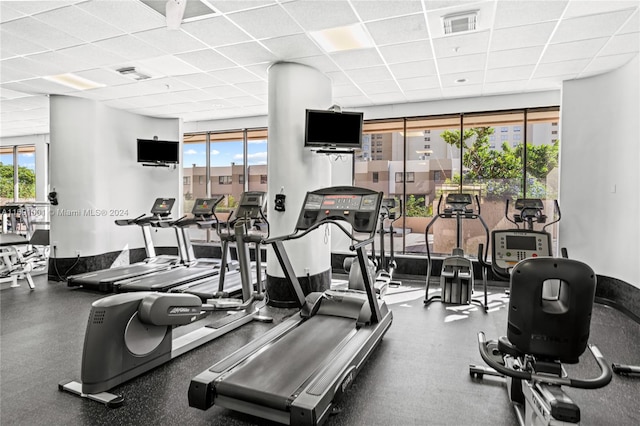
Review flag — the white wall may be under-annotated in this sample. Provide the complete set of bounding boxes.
[49,95,181,258]
[560,56,640,287]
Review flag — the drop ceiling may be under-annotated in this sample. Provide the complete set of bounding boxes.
[1,0,639,138]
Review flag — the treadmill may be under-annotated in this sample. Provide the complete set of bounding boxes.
[171,191,267,301]
[67,198,179,292]
[188,186,393,425]
[114,196,225,293]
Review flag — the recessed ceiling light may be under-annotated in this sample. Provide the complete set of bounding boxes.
[309,23,375,53]
[43,73,105,90]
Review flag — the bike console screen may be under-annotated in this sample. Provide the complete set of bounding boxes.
[296,186,383,234]
[150,198,175,216]
[492,230,552,271]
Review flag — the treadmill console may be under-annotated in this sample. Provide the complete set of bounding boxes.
[191,196,224,216]
[230,191,266,220]
[150,198,175,217]
[492,230,552,271]
[296,186,383,234]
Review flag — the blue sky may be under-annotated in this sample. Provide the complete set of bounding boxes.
[183,139,267,168]
[0,152,35,170]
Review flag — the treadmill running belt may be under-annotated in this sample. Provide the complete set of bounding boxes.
[215,315,355,411]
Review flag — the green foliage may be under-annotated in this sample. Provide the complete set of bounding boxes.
[440,128,559,200]
[404,194,431,217]
[0,163,36,200]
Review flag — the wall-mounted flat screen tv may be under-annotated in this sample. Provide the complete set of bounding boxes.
[137,139,179,164]
[304,109,363,149]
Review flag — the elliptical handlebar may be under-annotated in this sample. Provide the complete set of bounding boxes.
[477,332,613,389]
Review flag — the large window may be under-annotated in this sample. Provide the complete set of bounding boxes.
[182,128,267,242]
[1,145,37,204]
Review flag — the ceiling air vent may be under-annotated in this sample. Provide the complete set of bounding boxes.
[443,11,478,35]
[116,67,152,81]
[140,0,217,23]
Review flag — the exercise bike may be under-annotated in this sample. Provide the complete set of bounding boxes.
[59,192,273,407]
[424,193,489,309]
[469,198,612,425]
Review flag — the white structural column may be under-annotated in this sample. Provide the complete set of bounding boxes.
[266,62,333,306]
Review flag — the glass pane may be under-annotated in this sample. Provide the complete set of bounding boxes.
[355,120,404,253]
[1,146,14,203]
[458,112,525,257]
[210,134,244,242]
[17,145,36,203]
[182,134,206,217]
[405,115,461,254]
[525,108,561,254]
[247,128,268,192]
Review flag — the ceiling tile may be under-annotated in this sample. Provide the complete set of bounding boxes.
[24,51,89,75]
[180,16,251,48]
[541,38,609,63]
[599,32,640,56]
[368,92,406,105]
[94,35,167,61]
[3,78,76,95]
[326,71,353,86]
[1,57,50,79]
[175,73,226,89]
[0,66,39,83]
[202,84,246,98]
[493,0,568,29]
[2,1,77,15]
[1,16,84,50]
[526,75,573,91]
[216,42,277,66]
[175,49,236,71]
[291,55,340,73]
[261,34,323,60]
[209,1,277,14]
[580,52,638,77]
[134,27,208,55]
[0,87,31,99]
[172,89,219,102]
[389,60,437,80]
[366,14,428,46]
[491,22,557,51]
[485,65,535,83]
[235,81,268,95]
[33,5,124,43]
[0,30,48,57]
[283,0,358,31]
[0,3,26,23]
[351,1,423,22]
[134,55,203,77]
[379,40,433,64]
[432,30,491,59]
[330,48,384,70]
[357,80,399,95]
[228,95,263,107]
[333,95,373,107]
[78,0,166,33]
[619,9,639,34]
[73,68,133,87]
[346,66,393,84]
[551,9,636,44]
[397,76,440,91]
[334,84,364,98]
[440,70,485,87]
[226,5,302,39]
[208,68,262,84]
[563,1,639,18]
[533,59,591,79]
[57,44,128,69]
[437,53,487,75]
[487,46,544,69]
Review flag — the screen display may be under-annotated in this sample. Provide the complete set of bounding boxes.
[192,198,217,215]
[151,198,175,214]
[137,139,179,164]
[305,110,363,149]
[505,235,537,250]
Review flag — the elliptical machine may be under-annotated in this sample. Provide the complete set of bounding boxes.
[377,198,402,289]
[58,192,273,407]
[424,193,489,309]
